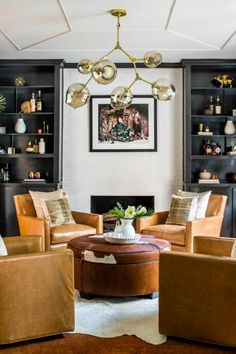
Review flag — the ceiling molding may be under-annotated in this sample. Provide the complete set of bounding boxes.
[57,0,73,31]
[221,30,236,50]
[167,29,219,50]
[21,30,71,50]
[0,30,21,50]
[165,0,176,30]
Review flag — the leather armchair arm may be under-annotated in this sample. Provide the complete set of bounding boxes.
[194,236,234,257]
[159,251,236,346]
[135,211,169,233]
[4,236,43,255]
[0,249,74,344]
[72,211,103,234]
[185,215,223,252]
[17,214,50,251]
[186,215,223,235]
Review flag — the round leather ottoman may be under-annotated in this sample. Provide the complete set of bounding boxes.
[67,235,170,298]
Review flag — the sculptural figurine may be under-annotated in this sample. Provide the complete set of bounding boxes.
[211,74,233,88]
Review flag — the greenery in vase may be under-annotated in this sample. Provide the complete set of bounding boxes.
[108,203,153,219]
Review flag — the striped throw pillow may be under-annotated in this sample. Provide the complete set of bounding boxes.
[166,194,198,225]
[41,196,75,227]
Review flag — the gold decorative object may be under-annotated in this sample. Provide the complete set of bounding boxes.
[211,74,233,88]
[14,76,26,86]
[66,8,176,109]
[0,93,7,112]
[20,101,31,113]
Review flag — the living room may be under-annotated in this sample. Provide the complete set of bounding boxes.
[1,1,236,353]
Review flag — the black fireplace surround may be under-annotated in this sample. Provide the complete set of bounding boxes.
[91,195,155,214]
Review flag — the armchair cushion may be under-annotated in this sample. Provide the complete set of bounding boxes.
[142,224,185,246]
[29,189,64,218]
[51,223,97,244]
[0,236,7,256]
[166,195,198,225]
[177,190,212,219]
[42,196,75,227]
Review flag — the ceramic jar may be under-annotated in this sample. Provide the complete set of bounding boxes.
[199,169,211,179]
[224,120,236,135]
[120,218,136,238]
[15,118,26,134]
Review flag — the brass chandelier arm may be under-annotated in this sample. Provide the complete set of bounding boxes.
[127,77,138,90]
[138,76,153,85]
[99,47,117,62]
[84,75,93,86]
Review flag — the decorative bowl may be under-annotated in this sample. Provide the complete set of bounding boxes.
[104,232,141,244]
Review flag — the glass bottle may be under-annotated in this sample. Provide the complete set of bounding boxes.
[26,140,34,153]
[114,219,121,237]
[30,92,36,113]
[215,95,222,115]
[36,90,42,112]
[38,138,45,154]
[3,163,9,182]
[209,96,214,115]
[33,139,39,154]
[232,105,236,116]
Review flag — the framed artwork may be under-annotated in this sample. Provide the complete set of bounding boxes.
[89,95,157,152]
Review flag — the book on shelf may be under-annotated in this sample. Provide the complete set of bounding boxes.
[197,132,213,136]
[198,179,220,184]
[22,178,47,183]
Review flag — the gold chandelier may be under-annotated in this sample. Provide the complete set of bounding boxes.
[66,9,176,110]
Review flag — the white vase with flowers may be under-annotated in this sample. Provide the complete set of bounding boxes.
[109,203,153,239]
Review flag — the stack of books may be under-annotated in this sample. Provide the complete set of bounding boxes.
[197,131,213,136]
[22,178,47,183]
[198,179,220,184]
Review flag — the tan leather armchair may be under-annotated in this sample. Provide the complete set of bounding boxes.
[159,236,236,346]
[0,236,74,344]
[14,193,103,251]
[136,194,227,252]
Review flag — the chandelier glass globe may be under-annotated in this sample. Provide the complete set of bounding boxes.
[77,58,93,74]
[143,51,162,68]
[92,60,117,85]
[152,79,176,101]
[111,86,133,110]
[66,83,90,109]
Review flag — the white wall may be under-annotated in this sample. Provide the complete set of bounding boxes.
[63,67,183,212]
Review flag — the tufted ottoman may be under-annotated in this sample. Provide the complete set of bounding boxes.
[67,234,170,298]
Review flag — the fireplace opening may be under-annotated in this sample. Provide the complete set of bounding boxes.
[91,195,155,232]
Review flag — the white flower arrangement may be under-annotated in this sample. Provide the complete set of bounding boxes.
[108,203,153,219]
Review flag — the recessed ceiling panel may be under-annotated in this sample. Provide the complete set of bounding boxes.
[0,0,236,62]
[169,0,236,48]
[61,0,173,30]
[1,0,69,49]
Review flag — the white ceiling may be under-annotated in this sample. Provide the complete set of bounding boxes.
[1,0,236,63]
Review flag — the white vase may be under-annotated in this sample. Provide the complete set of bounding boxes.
[120,218,136,238]
[224,120,236,135]
[15,118,26,134]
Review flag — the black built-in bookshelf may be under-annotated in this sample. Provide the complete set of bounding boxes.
[183,59,236,237]
[0,60,63,236]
